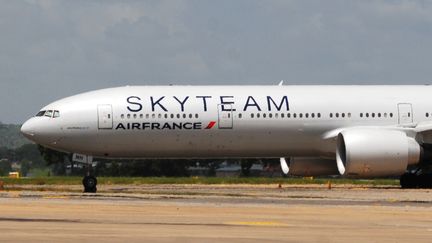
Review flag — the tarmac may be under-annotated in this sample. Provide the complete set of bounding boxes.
[1,184,432,242]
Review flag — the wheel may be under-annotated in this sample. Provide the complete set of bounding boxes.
[417,174,432,189]
[400,173,417,189]
[83,175,97,193]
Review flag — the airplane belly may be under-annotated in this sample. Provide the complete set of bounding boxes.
[92,124,331,158]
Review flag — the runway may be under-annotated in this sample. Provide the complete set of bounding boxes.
[1,184,432,242]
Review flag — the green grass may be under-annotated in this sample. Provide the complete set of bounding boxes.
[0,176,400,186]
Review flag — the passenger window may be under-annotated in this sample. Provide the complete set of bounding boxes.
[317,113,321,118]
[299,113,303,118]
[189,114,193,118]
[239,113,242,118]
[152,114,156,118]
[146,114,150,119]
[183,114,187,118]
[408,112,411,117]
[305,113,309,118]
[164,114,168,119]
[275,113,278,118]
[330,113,333,118]
[366,113,369,118]
[140,114,143,118]
[127,114,131,119]
[133,114,137,119]
[257,113,261,118]
[281,113,285,118]
[311,113,315,118]
[121,114,125,119]
[427,113,430,118]
[269,113,273,118]
[53,111,60,118]
[378,113,381,118]
[177,114,180,118]
[195,114,199,118]
[170,114,174,118]
[158,114,162,118]
[390,113,393,118]
[335,113,339,118]
[263,113,266,118]
[384,113,387,118]
[372,113,375,118]
[360,113,363,118]
[347,113,351,118]
[287,113,291,118]
[251,113,254,118]
[293,113,297,118]
[341,113,345,118]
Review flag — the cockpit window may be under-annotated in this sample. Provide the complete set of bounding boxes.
[45,110,53,117]
[53,110,60,118]
[36,110,46,117]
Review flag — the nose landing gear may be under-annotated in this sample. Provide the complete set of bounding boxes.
[83,175,97,193]
[72,153,98,193]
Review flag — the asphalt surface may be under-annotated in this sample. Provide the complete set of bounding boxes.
[0,184,432,242]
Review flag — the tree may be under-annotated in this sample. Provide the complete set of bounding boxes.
[20,159,32,177]
[15,144,45,168]
[240,159,255,177]
[37,145,69,175]
[0,147,14,160]
[0,160,11,176]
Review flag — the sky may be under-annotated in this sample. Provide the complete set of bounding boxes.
[2,0,432,124]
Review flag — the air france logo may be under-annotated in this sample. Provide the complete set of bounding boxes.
[205,121,216,129]
[115,121,217,130]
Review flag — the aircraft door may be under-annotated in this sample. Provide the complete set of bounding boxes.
[218,104,233,129]
[98,104,113,129]
[398,103,413,124]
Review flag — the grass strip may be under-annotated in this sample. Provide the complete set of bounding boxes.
[0,177,400,186]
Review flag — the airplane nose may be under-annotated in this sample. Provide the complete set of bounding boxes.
[21,119,35,139]
[21,118,63,145]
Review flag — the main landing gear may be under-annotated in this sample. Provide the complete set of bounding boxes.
[400,170,432,189]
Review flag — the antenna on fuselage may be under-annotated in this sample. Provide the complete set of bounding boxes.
[278,80,284,86]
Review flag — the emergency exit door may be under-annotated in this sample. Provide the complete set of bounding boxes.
[98,104,113,129]
[398,103,413,124]
[218,104,233,129]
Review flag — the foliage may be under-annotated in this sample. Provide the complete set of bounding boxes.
[0,123,29,149]
[95,159,195,177]
[240,159,255,177]
[0,160,12,176]
[15,144,46,168]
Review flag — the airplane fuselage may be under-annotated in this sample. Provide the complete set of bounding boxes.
[21,85,430,159]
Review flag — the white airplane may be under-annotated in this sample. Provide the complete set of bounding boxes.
[20,85,432,192]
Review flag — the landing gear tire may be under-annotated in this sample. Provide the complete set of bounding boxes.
[83,175,97,193]
[418,174,432,189]
[400,173,432,189]
[400,173,417,189]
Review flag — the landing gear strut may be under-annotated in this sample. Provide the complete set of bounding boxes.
[400,171,432,189]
